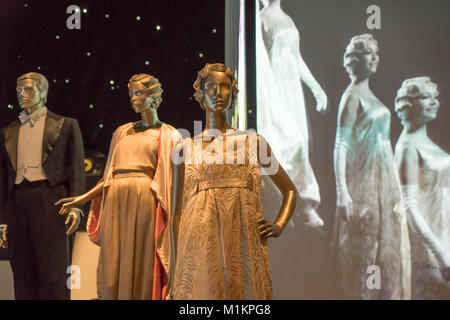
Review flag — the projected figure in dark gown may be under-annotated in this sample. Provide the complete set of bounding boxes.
[394,77,450,299]
[257,0,327,227]
[332,34,411,299]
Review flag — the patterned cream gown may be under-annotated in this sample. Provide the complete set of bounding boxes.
[332,96,411,299]
[172,130,273,300]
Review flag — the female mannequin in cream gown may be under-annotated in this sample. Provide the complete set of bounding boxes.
[57,74,181,300]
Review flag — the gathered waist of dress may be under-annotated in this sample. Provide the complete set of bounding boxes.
[196,177,253,192]
[113,168,155,179]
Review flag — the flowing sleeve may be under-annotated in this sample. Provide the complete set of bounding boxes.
[151,124,183,299]
[151,124,182,213]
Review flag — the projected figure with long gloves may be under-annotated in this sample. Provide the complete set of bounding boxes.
[170,63,297,299]
[256,0,327,227]
[394,77,450,299]
[332,34,410,299]
[57,74,182,300]
[0,72,85,300]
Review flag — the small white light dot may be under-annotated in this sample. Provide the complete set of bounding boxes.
[105,14,110,19]
[248,109,253,114]
[8,104,14,110]
[111,86,115,90]
[56,35,60,40]
[99,123,104,128]
[199,53,204,58]
[136,16,141,22]
[212,29,217,33]
[109,80,115,85]
[89,104,94,109]
[156,25,161,31]
[53,79,57,83]
[145,61,150,66]
[65,79,70,84]
[37,66,41,70]
[83,8,87,13]
[87,52,91,56]
[24,4,28,8]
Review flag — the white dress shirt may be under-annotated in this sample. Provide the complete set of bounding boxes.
[15,107,48,184]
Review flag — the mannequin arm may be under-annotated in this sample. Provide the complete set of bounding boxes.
[398,145,450,276]
[169,144,185,275]
[257,135,296,238]
[334,92,359,222]
[55,180,104,215]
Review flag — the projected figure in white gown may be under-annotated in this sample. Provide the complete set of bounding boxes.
[257,0,327,226]
[332,34,411,299]
[394,77,450,299]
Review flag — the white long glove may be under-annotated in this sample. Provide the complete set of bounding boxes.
[402,184,450,280]
[334,127,353,222]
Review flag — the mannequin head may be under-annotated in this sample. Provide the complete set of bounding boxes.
[16,72,48,113]
[128,74,163,113]
[395,77,439,127]
[193,63,238,112]
[343,34,379,81]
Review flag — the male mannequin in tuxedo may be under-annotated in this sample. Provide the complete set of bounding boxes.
[0,72,85,299]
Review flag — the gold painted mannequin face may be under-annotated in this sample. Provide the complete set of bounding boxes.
[202,71,232,112]
[129,81,155,113]
[16,78,44,113]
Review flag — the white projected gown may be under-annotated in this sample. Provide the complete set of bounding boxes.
[257,9,320,213]
[332,97,411,300]
[395,138,450,299]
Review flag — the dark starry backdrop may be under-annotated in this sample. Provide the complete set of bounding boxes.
[0,0,224,155]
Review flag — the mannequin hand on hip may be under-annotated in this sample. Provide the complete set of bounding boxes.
[336,191,353,223]
[258,219,281,240]
[0,224,7,249]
